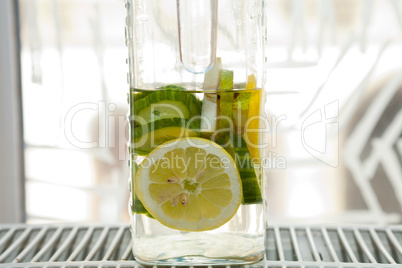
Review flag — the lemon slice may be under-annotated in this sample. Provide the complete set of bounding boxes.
[244,74,261,163]
[135,137,242,232]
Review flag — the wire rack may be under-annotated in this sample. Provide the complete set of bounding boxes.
[0,224,402,268]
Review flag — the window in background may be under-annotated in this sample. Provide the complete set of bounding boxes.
[18,0,402,224]
[264,0,402,224]
[19,0,129,223]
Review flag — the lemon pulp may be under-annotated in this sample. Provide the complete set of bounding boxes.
[135,137,242,232]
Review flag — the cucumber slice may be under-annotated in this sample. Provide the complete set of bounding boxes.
[129,84,184,108]
[133,90,202,119]
[206,133,262,204]
[220,69,234,90]
[130,90,150,121]
[129,160,152,217]
[239,170,262,204]
[130,89,150,103]
[130,162,153,217]
[130,118,200,154]
[232,92,251,134]
[232,134,262,204]
[218,70,234,129]
[132,195,152,217]
[138,100,190,124]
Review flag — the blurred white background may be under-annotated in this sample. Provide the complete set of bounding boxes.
[18,0,129,223]
[0,0,401,225]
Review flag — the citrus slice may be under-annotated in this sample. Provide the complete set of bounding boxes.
[244,74,261,163]
[135,137,242,231]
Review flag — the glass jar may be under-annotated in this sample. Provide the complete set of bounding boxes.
[125,0,267,265]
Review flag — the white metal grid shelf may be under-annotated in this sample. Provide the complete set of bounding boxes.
[0,224,402,268]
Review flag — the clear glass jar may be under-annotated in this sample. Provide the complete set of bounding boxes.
[125,0,267,265]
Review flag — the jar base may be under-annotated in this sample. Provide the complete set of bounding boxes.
[132,232,264,266]
[135,254,265,266]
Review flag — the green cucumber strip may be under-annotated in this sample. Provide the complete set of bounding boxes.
[233,134,262,204]
[133,90,202,118]
[211,133,262,204]
[220,70,234,90]
[128,147,152,156]
[138,100,191,124]
[130,89,150,104]
[131,196,153,218]
[239,171,263,204]
[130,84,184,104]
[232,92,251,133]
[131,117,200,138]
[218,70,234,130]
[130,159,153,217]
[232,91,251,110]
[130,90,150,128]
[130,118,201,154]
[213,134,235,160]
